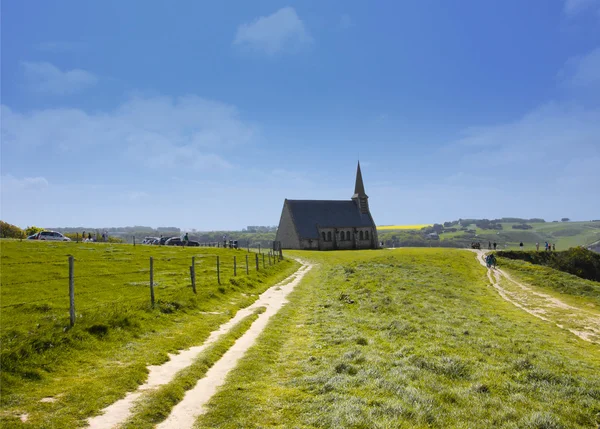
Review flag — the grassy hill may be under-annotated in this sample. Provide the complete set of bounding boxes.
[195,249,600,428]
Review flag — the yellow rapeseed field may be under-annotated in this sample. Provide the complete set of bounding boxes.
[377,224,432,231]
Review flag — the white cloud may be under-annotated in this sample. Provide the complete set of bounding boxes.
[1,175,49,192]
[562,47,600,88]
[1,95,256,170]
[233,7,312,55]
[22,62,97,95]
[564,0,600,15]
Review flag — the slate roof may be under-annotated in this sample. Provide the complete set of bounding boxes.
[286,199,375,239]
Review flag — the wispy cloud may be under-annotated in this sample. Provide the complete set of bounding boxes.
[561,47,600,89]
[1,175,49,192]
[233,7,312,55]
[1,95,256,170]
[564,0,600,15]
[35,41,85,53]
[21,61,97,95]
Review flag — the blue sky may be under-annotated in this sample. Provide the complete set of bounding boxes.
[1,0,599,230]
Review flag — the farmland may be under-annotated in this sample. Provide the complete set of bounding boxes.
[0,240,298,428]
[377,224,432,231]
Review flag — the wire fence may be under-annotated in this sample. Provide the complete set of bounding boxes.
[0,248,285,330]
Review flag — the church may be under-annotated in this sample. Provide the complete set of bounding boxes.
[275,162,378,250]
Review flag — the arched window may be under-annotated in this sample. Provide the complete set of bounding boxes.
[365,231,369,240]
[327,231,332,241]
[322,232,326,241]
[343,231,347,241]
[360,231,364,240]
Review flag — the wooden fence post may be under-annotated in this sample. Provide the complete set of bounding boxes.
[268,252,272,265]
[245,254,249,275]
[217,256,221,284]
[262,253,265,269]
[258,243,261,254]
[255,253,259,271]
[234,256,237,276]
[69,256,75,327]
[190,256,196,294]
[150,257,155,307]
[133,236,136,247]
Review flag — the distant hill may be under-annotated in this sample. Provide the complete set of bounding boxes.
[378,219,600,251]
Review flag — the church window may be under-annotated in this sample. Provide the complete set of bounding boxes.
[360,231,364,240]
[322,232,326,241]
[365,231,369,240]
[327,231,332,241]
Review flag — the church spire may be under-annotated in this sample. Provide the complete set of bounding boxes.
[352,161,370,214]
[353,161,366,197]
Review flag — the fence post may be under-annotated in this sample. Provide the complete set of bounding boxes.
[262,253,265,269]
[258,243,261,254]
[268,252,272,265]
[76,233,79,243]
[190,256,196,294]
[217,256,221,284]
[255,253,259,271]
[150,256,155,307]
[69,256,75,327]
[133,236,136,247]
[245,254,249,275]
[234,256,237,276]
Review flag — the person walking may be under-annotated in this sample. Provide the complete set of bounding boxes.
[552,243,556,251]
[519,241,524,250]
[493,242,497,250]
[183,232,189,246]
[536,242,539,251]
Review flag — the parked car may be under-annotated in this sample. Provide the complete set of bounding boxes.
[159,236,172,245]
[37,231,71,241]
[142,236,160,244]
[165,237,182,246]
[27,233,39,239]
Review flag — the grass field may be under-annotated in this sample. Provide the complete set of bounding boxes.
[0,240,298,428]
[195,249,600,428]
[377,224,432,231]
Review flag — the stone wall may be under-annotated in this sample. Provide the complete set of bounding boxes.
[275,201,301,249]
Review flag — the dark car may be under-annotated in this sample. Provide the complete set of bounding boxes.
[164,237,181,246]
[159,236,172,245]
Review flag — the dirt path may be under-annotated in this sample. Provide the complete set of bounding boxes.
[87,260,312,429]
[157,261,312,429]
[472,250,600,344]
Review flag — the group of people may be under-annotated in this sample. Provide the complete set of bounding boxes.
[534,242,556,252]
[81,230,109,242]
[485,253,497,268]
[471,242,498,250]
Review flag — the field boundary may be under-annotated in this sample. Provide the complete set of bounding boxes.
[87,260,312,429]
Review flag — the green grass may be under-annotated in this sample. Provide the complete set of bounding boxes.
[0,240,298,428]
[121,307,266,429]
[497,257,600,308]
[194,249,600,429]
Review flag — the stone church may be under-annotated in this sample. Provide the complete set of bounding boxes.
[275,162,378,250]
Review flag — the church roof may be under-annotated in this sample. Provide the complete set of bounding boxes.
[353,161,366,197]
[286,199,375,239]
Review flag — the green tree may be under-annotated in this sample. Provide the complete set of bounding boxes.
[0,221,24,238]
[25,225,44,236]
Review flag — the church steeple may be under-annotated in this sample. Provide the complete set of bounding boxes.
[352,161,370,214]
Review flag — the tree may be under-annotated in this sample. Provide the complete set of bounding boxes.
[561,218,570,222]
[0,221,24,238]
[25,225,44,236]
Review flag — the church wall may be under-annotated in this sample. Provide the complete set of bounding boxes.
[275,202,301,249]
[299,239,320,250]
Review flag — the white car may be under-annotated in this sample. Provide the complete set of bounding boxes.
[36,231,71,241]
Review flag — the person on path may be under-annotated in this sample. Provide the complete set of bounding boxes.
[183,232,189,246]
[88,232,92,241]
[552,243,556,251]
[544,241,548,251]
[489,254,497,268]
[493,242,497,250]
[519,241,524,250]
[536,242,539,251]
[82,231,86,242]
